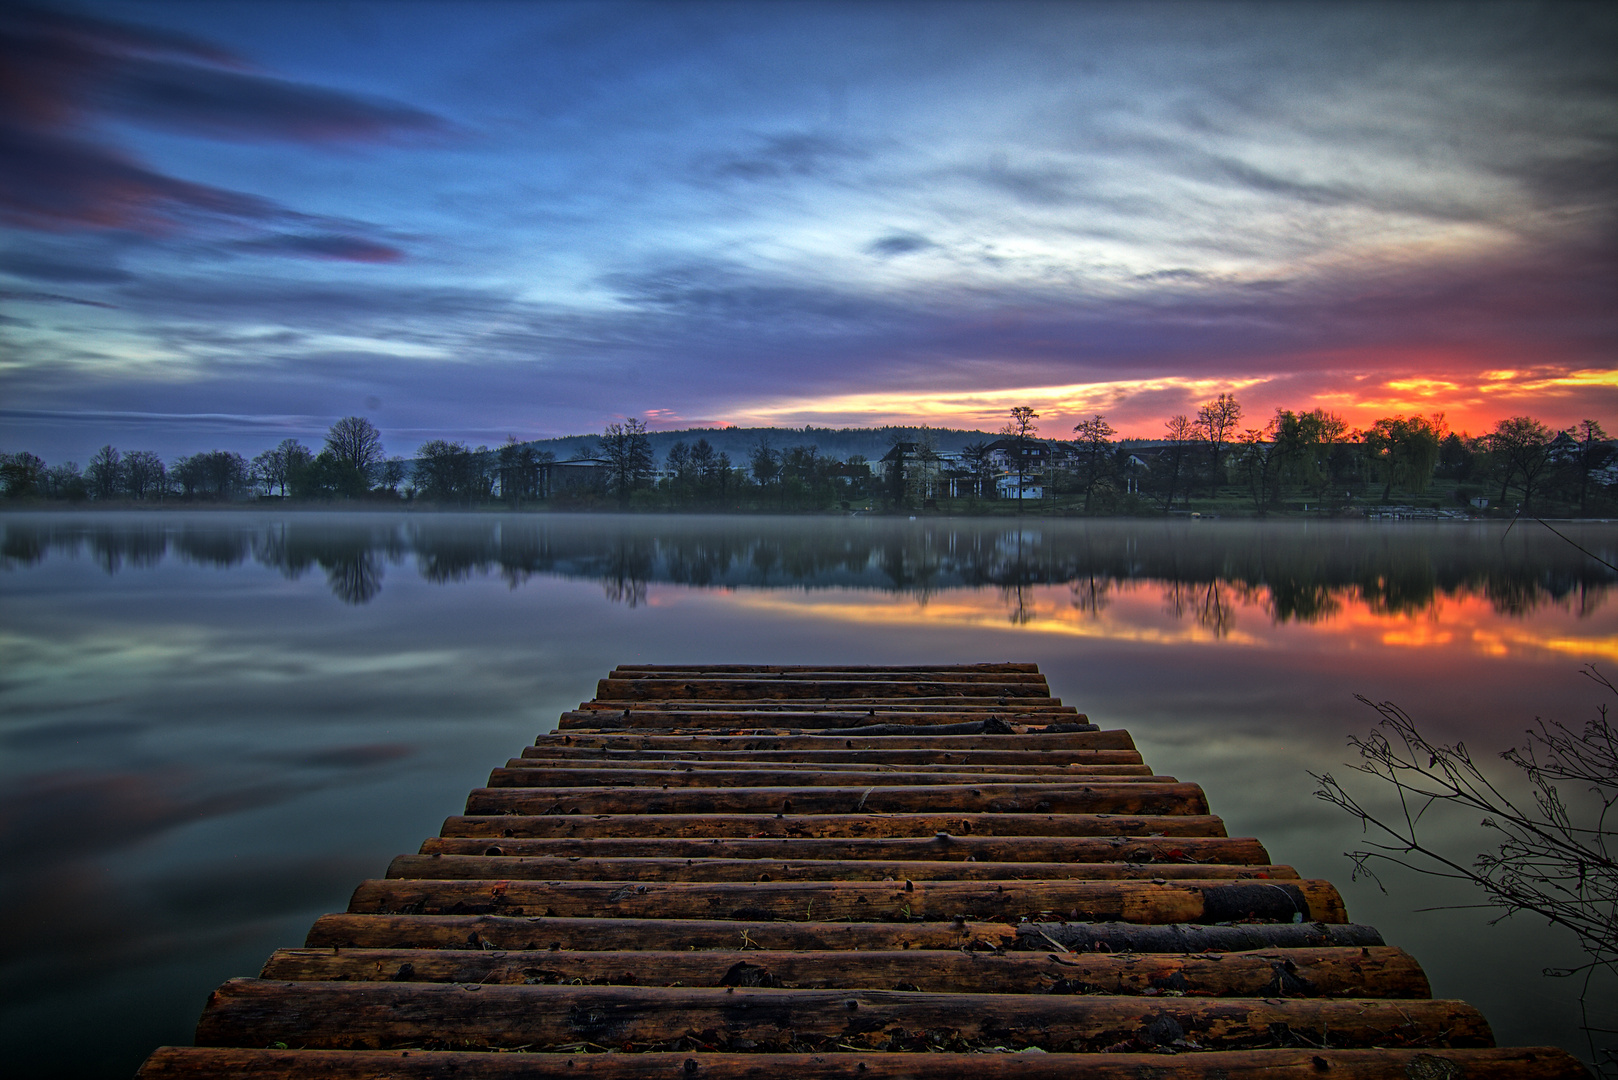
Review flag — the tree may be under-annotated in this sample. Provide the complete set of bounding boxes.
[415,439,473,502]
[324,416,384,496]
[1194,393,1243,494]
[1363,414,1445,502]
[960,440,995,500]
[0,451,45,498]
[1488,415,1554,510]
[1236,422,1281,514]
[1313,670,1617,1071]
[1155,414,1195,512]
[86,444,123,501]
[497,438,547,504]
[750,436,780,495]
[123,450,165,500]
[1000,406,1040,509]
[1569,420,1611,515]
[1071,414,1115,513]
[601,418,654,506]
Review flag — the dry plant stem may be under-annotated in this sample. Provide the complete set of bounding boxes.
[1311,665,1617,1074]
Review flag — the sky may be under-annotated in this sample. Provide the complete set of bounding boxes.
[1,0,1614,461]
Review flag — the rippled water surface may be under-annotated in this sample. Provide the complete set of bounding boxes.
[3,511,1615,1076]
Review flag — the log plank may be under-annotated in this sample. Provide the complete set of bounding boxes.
[259,944,1429,997]
[192,980,1491,1052]
[137,1047,1596,1080]
[439,813,1231,839]
[346,878,1347,924]
[420,835,1264,862]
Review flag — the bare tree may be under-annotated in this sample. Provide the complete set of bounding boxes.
[1570,420,1611,515]
[1071,414,1115,513]
[324,416,384,495]
[1158,414,1195,512]
[1000,406,1040,509]
[1313,670,1617,1072]
[1194,393,1243,495]
[601,418,654,506]
[86,444,122,500]
[123,450,165,500]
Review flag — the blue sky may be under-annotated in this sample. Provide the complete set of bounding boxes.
[2,1,1614,461]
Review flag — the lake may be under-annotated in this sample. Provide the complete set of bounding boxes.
[2,510,1615,1076]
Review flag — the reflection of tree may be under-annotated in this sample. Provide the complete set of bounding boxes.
[601,536,654,608]
[1196,580,1237,638]
[1265,579,1342,624]
[1070,573,1112,618]
[325,549,385,605]
[1001,582,1036,625]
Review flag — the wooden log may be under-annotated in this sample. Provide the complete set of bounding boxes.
[260,944,1430,998]
[594,678,1058,700]
[561,711,1080,730]
[385,854,1300,883]
[462,781,1210,817]
[1018,921,1388,953]
[346,878,1347,924]
[612,663,1044,674]
[136,1047,1597,1080]
[420,835,1266,863]
[305,914,1019,952]
[544,730,1135,751]
[438,812,1230,840]
[575,702,1080,713]
[483,767,1172,788]
[193,980,1492,1052]
[504,757,1157,776]
[515,747,1147,766]
[609,670,1052,684]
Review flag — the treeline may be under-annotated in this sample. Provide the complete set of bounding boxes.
[3,401,1614,515]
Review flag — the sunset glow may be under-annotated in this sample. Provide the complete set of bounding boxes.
[1,2,1612,458]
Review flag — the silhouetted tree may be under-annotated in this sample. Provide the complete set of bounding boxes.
[1194,393,1243,494]
[1071,414,1115,513]
[1488,415,1554,510]
[601,418,654,506]
[324,416,384,497]
[123,450,165,500]
[1568,420,1611,514]
[86,444,122,500]
[1155,413,1195,511]
[1364,414,1445,502]
[0,452,45,498]
[1000,406,1040,509]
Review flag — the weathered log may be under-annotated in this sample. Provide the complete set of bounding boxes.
[609,669,1051,684]
[613,663,1044,673]
[483,767,1171,789]
[385,854,1299,883]
[504,757,1156,776]
[463,781,1210,817]
[420,835,1264,863]
[347,878,1347,924]
[305,913,1018,952]
[259,944,1430,998]
[193,980,1491,1052]
[561,711,1081,731]
[439,812,1230,840]
[515,746,1146,766]
[542,730,1135,751]
[1019,921,1388,953]
[594,678,1057,700]
[135,1047,1597,1080]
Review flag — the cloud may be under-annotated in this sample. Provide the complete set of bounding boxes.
[866,231,934,257]
[99,57,446,144]
[704,132,866,181]
[0,3,441,257]
[235,233,405,263]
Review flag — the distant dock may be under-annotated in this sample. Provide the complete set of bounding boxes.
[138,663,1588,1077]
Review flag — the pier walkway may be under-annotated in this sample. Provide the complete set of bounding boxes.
[138,664,1587,1077]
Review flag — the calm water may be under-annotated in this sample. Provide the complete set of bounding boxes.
[3,510,1615,1076]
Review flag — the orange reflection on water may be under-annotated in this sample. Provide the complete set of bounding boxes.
[718,579,1617,665]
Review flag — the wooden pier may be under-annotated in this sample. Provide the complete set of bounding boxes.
[138,664,1589,1078]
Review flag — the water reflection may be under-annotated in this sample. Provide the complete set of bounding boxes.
[4,514,1612,630]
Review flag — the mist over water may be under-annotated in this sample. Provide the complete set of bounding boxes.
[2,511,1615,1076]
